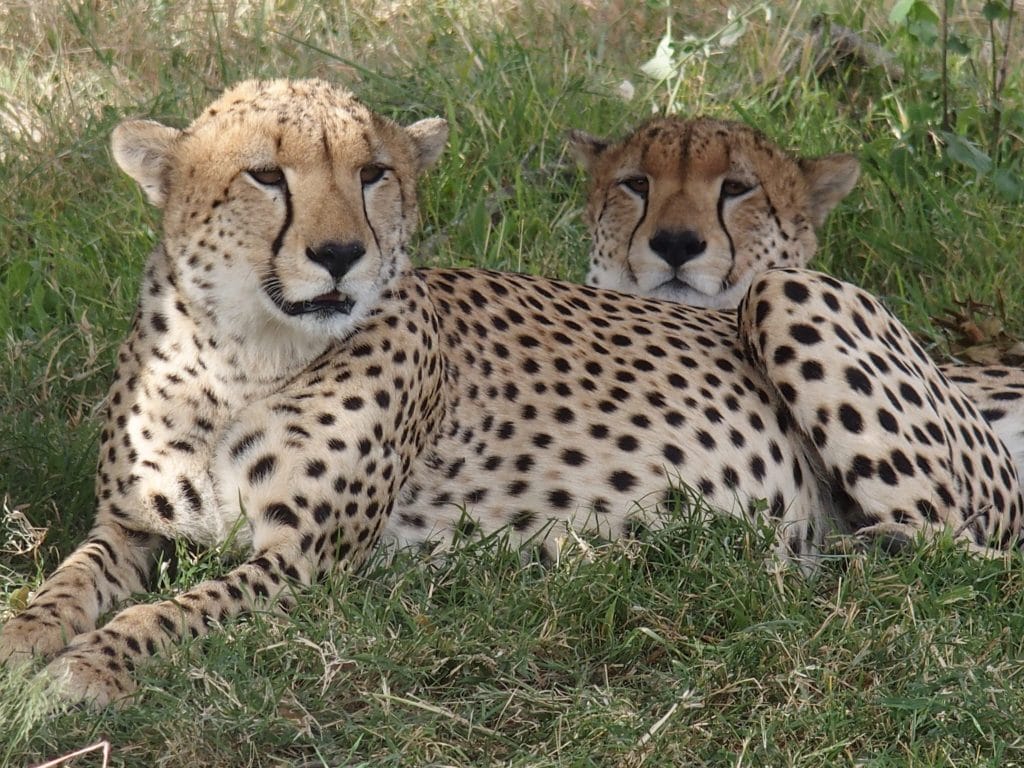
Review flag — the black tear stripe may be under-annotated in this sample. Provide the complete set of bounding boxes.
[270,173,294,258]
[361,185,383,263]
[263,170,294,303]
[624,189,647,285]
[718,144,738,290]
[716,194,737,288]
[321,129,334,168]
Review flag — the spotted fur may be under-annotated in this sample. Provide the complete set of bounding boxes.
[571,115,1024,494]
[1,81,1020,709]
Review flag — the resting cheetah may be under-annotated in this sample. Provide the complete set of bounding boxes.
[1,80,1020,709]
[570,115,1024,488]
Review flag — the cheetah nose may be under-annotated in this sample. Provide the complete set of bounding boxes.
[649,229,707,269]
[306,240,366,280]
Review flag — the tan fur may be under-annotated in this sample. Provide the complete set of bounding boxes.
[569,117,859,308]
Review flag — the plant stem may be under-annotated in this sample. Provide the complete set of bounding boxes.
[941,0,951,131]
[992,0,1016,161]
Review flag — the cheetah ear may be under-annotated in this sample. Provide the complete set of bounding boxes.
[111,119,181,208]
[566,129,609,171]
[405,117,448,172]
[800,153,860,228]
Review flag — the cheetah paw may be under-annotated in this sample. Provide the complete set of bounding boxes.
[0,620,68,665]
[42,649,137,709]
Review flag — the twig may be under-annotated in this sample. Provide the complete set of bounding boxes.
[33,741,111,768]
[375,691,505,740]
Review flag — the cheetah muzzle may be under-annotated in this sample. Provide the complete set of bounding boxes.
[1,79,1021,710]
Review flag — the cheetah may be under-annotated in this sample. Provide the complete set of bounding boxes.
[1,80,1020,709]
[567,116,861,309]
[569,116,1024,489]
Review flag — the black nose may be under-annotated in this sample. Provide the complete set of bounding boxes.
[306,240,366,280]
[649,229,707,269]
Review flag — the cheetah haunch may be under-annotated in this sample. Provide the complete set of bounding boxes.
[1,80,1020,708]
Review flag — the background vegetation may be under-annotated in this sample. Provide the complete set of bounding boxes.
[1,1,1023,765]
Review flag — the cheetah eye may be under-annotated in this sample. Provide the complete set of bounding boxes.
[247,167,286,186]
[360,164,387,186]
[620,176,650,197]
[720,179,753,198]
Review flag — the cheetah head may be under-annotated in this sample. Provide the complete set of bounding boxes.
[569,117,859,309]
[111,79,447,343]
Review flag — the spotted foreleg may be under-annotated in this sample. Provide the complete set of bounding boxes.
[41,389,409,707]
[738,269,1022,551]
[0,520,167,663]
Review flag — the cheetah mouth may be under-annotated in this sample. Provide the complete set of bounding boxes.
[660,277,701,295]
[270,289,356,317]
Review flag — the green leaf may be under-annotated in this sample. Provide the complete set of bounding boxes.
[940,131,993,174]
[888,0,918,25]
[993,168,1024,200]
[983,1,1011,21]
[947,33,971,55]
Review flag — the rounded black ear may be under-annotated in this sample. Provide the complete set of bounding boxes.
[799,154,861,228]
[566,129,610,171]
[111,119,181,208]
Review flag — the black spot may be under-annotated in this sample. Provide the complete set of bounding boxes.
[783,280,810,303]
[249,455,277,484]
[877,409,899,434]
[838,404,863,434]
[800,360,824,381]
[561,449,587,466]
[265,502,299,528]
[609,470,637,493]
[663,444,684,464]
[548,489,573,509]
[750,456,766,482]
[152,494,175,520]
[790,324,822,345]
[899,382,923,407]
[511,510,536,531]
[231,431,264,460]
[178,478,203,513]
[773,345,795,365]
[554,407,575,424]
[313,503,332,524]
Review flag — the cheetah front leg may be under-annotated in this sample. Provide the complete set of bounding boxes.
[738,269,1023,551]
[0,521,167,662]
[40,387,410,708]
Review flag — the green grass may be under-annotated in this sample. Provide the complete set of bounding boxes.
[2,1,1024,764]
